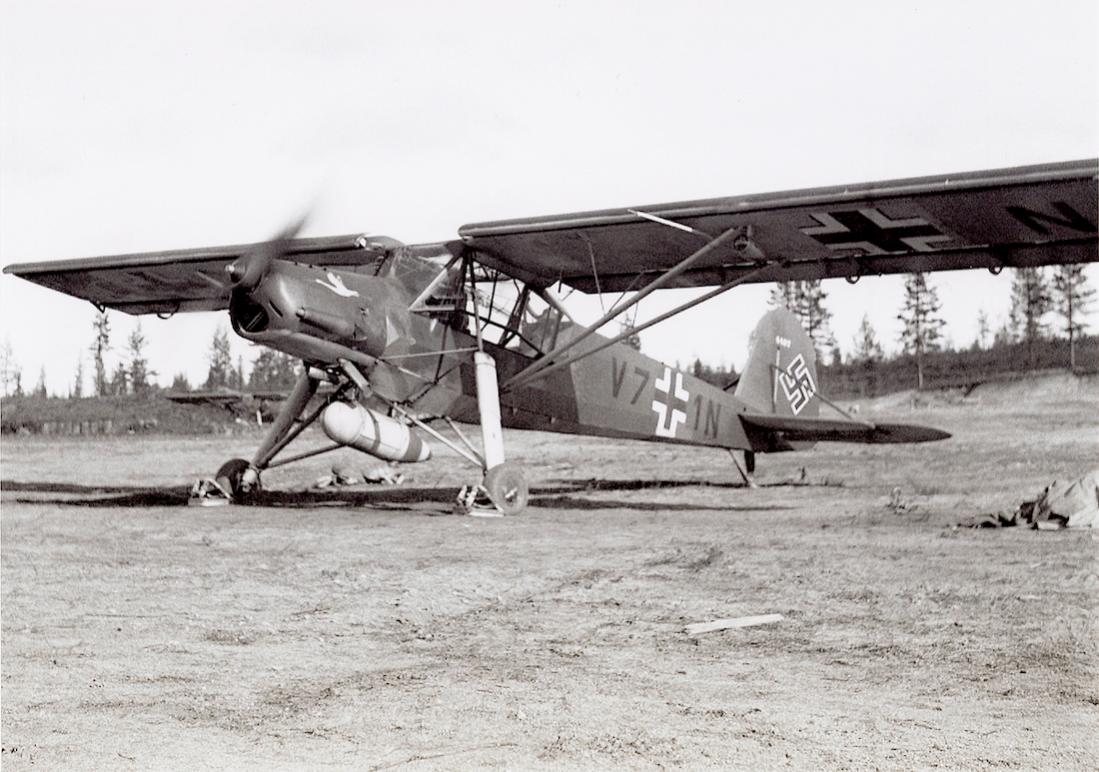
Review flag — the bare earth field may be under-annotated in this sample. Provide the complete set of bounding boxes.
[2,375,1098,770]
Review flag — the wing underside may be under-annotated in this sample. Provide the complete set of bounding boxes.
[459,159,1099,291]
[5,160,1096,313]
[2,235,408,315]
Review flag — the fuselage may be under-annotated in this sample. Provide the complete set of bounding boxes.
[228,249,764,451]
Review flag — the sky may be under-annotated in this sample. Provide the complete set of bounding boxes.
[1,0,1096,394]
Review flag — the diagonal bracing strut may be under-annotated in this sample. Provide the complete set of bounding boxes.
[502,223,768,392]
[505,261,776,391]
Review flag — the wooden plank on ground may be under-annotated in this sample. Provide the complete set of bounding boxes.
[685,613,783,636]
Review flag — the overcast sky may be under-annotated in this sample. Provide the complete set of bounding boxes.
[1,0,1096,394]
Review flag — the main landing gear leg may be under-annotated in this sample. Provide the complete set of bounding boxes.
[456,352,528,516]
[729,449,758,489]
[189,369,319,506]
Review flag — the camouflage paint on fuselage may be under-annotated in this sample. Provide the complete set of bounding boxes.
[230,249,801,454]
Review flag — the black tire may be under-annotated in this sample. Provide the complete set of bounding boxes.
[215,458,255,500]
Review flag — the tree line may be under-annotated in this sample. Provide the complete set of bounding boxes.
[2,318,300,399]
[2,265,1094,399]
[682,265,1094,391]
[772,266,1091,381]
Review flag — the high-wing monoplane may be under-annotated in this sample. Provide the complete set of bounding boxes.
[6,160,1097,513]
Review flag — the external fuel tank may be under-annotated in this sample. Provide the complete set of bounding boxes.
[321,402,430,463]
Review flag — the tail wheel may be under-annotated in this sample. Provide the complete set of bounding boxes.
[483,462,528,516]
[215,458,258,500]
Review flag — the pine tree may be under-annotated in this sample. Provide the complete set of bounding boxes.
[127,322,152,394]
[72,356,84,399]
[769,280,836,359]
[249,350,301,390]
[91,311,111,396]
[798,281,837,359]
[170,372,192,392]
[974,309,991,350]
[769,282,798,310]
[1009,267,1051,368]
[853,314,884,366]
[204,327,234,390]
[897,272,946,389]
[110,361,129,395]
[1050,264,1095,369]
[34,366,48,398]
[0,340,20,397]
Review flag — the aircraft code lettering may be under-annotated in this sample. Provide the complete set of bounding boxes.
[652,365,689,438]
[800,208,951,254]
[706,401,721,437]
[611,359,627,397]
[691,395,722,439]
[611,358,649,405]
[778,354,816,415]
[631,367,648,404]
[1006,201,1096,236]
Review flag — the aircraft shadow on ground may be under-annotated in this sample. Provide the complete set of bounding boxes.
[3,478,796,514]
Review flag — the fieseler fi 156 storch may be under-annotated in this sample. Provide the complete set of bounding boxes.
[6,160,1097,514]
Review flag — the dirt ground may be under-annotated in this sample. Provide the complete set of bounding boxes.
[2,375,1097,770]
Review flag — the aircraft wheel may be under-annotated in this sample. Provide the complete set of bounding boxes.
[483,462,528,516]
[215,458,259,501]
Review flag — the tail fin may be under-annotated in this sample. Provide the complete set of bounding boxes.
[735,308,820,418]
[735,308,952,447]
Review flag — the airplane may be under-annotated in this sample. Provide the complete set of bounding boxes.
[164,387,327,424]
[165,388,291,409]
[5,159,1097,514]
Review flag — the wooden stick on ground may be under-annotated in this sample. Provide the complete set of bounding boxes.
[685,613,783,636]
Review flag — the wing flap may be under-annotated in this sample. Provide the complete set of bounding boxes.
[459,159,1098,291]
[740,413,951,444]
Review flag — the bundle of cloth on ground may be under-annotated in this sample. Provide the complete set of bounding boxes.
[977,469,1099,529]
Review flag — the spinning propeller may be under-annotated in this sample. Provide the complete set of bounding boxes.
[225,214,309,292]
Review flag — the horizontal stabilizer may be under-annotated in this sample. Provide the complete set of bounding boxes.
[740,413,950,444]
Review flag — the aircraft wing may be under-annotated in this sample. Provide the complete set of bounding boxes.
[458,159,1099,292]
[740,413,951,444]
[164,389,290,405]
[1,234,393,315]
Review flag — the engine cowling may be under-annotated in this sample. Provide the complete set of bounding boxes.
[321,402,430,463]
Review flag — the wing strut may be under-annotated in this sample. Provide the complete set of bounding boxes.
[505,260,775,392]
[502,225,768,392]
[501,223,763,391]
